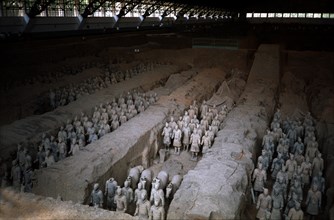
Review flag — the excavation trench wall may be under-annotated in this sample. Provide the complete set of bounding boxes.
[167,44,281,219]
[1,188,135,219]
[0,65,181,160]
[32,68,226,204]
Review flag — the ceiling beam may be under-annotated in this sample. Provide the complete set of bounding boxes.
[27,0,56,18]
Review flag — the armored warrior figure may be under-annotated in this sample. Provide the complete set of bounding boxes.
[11,160,21,191]
[190,129,201,161]
[105,177,118,210]
[68,139,80,156]
[183,111,190,124]
[284,193,298,218]
[188,105,195,120]
[112,118,120,131]
[287,124,297,149]
[285,153,297,182]
[262,129,274,148]
[172,125,182,155]
[256,188,272,220]
[301,156,312,187]
[295,120,303,138]
[200,100,208,119]
[273,175,288,201]
[177,116,184,130]
[34,145,46,169]
[273,108,281,122]
[271,153,284,180]
[276,164,289,186]
[122,180,134,206]
[294,150,305,166]
[120,111,127,125]
[162,122,172,151]
[44,149,55,167]
[287,201,303,220]
[252,163,267,198]
[168,116,177,131]
[58,137,67,160]
[134,182,147,204]
[312,171,325,194]
[150,179,165,207]
[257,150,270,172]
[17,144,25,170]
[149,198,165,220]
[288,181,303,203]
[305,184,322,218]
[207,126,215,142]
[192,100,199,116]
[22,163,35,193]
[293,137,304,155]
[114,187,127,213]
[200,116,209,131]
[211,116,220,135]
[312,153,324,178]
[271,186,284,220]
[182,123,191,151]
[135,191,151,220]
[201,131,212,154]
[90,183,103,208]
[263,139,274,162]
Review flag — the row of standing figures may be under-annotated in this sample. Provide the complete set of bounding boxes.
[0,90,158,194]
[90,166,183,220]
[90,99,229,219]
[161,101,229,161]
[49,62,156,110]
[253,109,328,220]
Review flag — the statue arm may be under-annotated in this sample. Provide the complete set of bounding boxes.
[149,208,153,220]
[264,171,267,183]
[305,191,310,205]
[99,192,103,207]
[150,192,154,204]
[256,196,261,209]
[146,202,151,214]
[311,161,315,170]
[134,191,138,203]
[268,198,272,209]
[90,192,93,204]
[123,199,128,212]
[270,160,275,171]
[159,190,165,206]
[252,170,256,181]
[280,197,284,209]
[161,207,165,220]
[104,183,108,196]
[287,209,293,219]
[321,160,324,172]
[129,190,134,203]
[134,203,139,216]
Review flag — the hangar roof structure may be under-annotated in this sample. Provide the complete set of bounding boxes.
[0,0,333,35]
[2,0,334,17]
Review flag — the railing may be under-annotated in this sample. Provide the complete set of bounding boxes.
[192,38,239,49]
